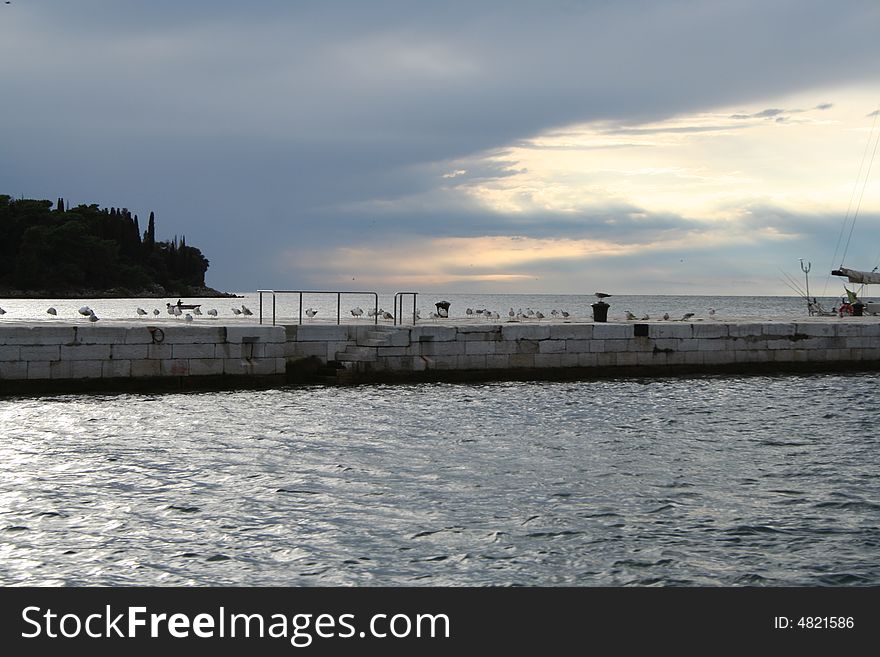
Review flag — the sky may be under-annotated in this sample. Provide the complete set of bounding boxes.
[2,0,879,296]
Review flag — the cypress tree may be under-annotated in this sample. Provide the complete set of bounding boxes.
[145,211,155,250]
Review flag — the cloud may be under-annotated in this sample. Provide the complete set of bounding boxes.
[2,1,879,293]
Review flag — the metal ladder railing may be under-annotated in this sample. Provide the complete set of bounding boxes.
[257,290,379,326]
[393,292,419,325]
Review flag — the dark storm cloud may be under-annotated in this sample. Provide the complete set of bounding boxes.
[1,0,878,290]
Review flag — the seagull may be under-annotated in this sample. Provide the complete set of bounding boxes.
[535,311,545,319]
[0,307,6,315]
[305,308,318,319]
[78,306,92,316]
[167,303,176,316]
[184,313,193,322]
[193,307,202,315]
[663,312,670,321]
[152,308,160,316]
[350,307,363,319]
[641,314,650,321]
[508,308,515,319]
[561,311,570,319]
[47,307,57,315]
[594,292,611,299]
[382,311,394,320]
[207,309,218,317]
[466,308,474,317]
[136,307,148,316]
[625,311,636,320]
[708,307,716,318]
[88,311,99,322]
[241,305,253,316]
[231,307,242,316]
[680,313,695,321]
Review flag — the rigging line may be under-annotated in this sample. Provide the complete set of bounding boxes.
[840,106,880,267]
[823,102,880,296]
[778,267,806,297]
[778,275,806,298]
[822,104,880,296]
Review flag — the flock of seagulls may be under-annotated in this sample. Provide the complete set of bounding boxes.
[343,307,396,321]
[623,310,707,322]
[0,303,258,322]
[0,299,720,323]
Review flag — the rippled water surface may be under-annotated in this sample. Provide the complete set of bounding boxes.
[2,374,879,586]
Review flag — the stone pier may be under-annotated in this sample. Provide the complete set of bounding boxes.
[1,318,879,393]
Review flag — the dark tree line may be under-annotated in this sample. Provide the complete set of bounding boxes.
[0,194,210,295]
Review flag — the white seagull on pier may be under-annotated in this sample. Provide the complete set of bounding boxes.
[193,307,202,315]
[207,308,218,317]
[136,307,147,316]
[594,292,612,300]
[88,311,99,322]
[46,307,57,315]
[153,308,160,316]
[78,306,92,316]
[0,307,6,315]
[231,307,242,315]
[625,311,636,320]
[241,305,253,316]
[305,308,318,319]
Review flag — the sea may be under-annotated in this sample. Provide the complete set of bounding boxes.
[1,293,879,586]
[0,292,859,323]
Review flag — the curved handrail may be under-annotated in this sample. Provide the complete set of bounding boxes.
[393,292,419,325]
[257,290,379,326]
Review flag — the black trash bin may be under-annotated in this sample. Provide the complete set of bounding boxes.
[591,301,609,322]
[853,302,865,317]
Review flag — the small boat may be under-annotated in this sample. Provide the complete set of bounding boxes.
[169,300,202,311]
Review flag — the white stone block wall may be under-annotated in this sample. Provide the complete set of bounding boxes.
[283,320,880,376]
[5,319,880,388]
[0,323,287,384]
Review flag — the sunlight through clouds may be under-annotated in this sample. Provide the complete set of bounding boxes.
[453,85,879,222]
